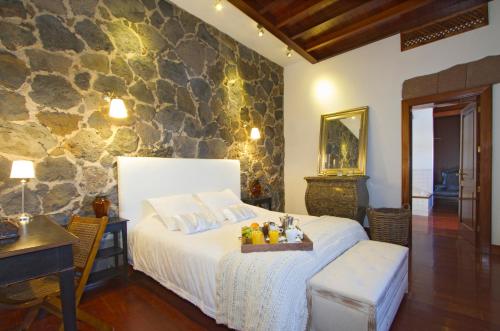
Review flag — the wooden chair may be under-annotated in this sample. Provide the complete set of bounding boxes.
[0,215,112,331]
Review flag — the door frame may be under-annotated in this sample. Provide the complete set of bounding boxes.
[401,85,492,253]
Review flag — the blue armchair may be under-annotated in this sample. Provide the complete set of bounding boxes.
[434,168,459,199]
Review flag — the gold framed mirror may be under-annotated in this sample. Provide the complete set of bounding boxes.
[319,107,368,175]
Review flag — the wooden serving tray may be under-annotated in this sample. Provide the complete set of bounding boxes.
[241,234,313,253]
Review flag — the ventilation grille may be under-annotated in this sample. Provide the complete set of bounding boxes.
[401,5,488,51]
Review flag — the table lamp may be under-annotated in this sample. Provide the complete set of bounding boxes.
[10,160,35,222]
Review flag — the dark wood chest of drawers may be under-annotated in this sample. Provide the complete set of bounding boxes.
[304,176,369,225]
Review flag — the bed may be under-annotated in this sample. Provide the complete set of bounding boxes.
[118,157,368,331]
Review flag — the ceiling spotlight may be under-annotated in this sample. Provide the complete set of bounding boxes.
[214,0,223,11]
[257,24,264,37]
[286,47,292,58]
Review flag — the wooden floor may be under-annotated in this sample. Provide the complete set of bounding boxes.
[392,205,500,330]
[2,206,500,330]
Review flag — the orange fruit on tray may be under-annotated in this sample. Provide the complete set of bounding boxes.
[250,222,259,229]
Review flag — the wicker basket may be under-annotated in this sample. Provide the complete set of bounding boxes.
[367,205,411,246]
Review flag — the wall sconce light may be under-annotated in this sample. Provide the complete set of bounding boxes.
[250,127,261,140]
[286,47,293,58]
[109,98,127,118]
[10,160,35,223]
[104,94,128,118]
[214,0,223,11]
[257,24,264,37]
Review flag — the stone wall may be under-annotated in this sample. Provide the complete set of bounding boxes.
[0,0,284,223]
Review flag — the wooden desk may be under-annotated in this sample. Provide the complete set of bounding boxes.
[0,216,78,331]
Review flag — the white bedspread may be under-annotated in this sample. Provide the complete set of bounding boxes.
[216,216,368,331]
[128,207,367,328]
[129,206,292,317]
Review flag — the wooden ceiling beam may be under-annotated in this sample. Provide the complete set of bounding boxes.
[258,1,289,15]
[305,0,434,52]
[311,0,490,61]
[227,0,318,63]
[227,0,491,63]
[274,0,337,28]
[289,0,393,41]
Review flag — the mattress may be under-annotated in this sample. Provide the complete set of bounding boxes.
[128,206,351,318]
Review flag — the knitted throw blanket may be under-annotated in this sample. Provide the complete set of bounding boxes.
[215,216,368,331]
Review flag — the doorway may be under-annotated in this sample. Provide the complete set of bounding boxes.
[410,102,471,239]
[433,110,461,215]
[402,86,492,252]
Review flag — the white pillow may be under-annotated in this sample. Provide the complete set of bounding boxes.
[174,211,220,234]
[196,189,242,222]
[147,194,203,231]
[223,204,257,223]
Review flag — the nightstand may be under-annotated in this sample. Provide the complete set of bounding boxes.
[87,217,128,287]
[242,196,272,210]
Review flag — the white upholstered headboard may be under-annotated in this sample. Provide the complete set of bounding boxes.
[117,157,241,229]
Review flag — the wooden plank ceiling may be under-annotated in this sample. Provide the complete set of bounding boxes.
[227,0,491,63]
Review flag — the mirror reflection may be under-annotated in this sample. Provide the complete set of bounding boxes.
[324,115,361,169]
[319,107,368,175]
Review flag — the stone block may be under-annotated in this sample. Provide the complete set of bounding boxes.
[93,74,127,96]
[75,19,114,53]
[466,55,500,88]
[0,0,27,18]
[70,0,98,16]
[0,90,28,121]
[0,51,28,89]
[82,166,109,195]
[36,112,82,136]
[105,21,141,53]
[26,49,72,75]
[64,129,105,162]
[402,73,438,99]
[162,18,184,46]
[107,128,139,155]
[129,55,157,81]
[437,64,467,93]
[0,22,36,51]
[36,157,77,182]
[32,0,66,15]
[29,75,82,110]
[81,53,109,73]
[158,59,188,86]
[0,122,57,158]
[42,183,78,212]
[111,56,133,83]
[36,15,84,52]
[103,0,146,22]
[173,135,197,158]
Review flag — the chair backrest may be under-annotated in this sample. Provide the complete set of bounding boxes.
[66,215,108,304]
[441,168,459,188]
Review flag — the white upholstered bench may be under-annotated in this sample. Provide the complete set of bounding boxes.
[308,240,408,331]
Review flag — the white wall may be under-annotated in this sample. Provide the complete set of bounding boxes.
[412,108,434,195]
[284,0,500,245]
